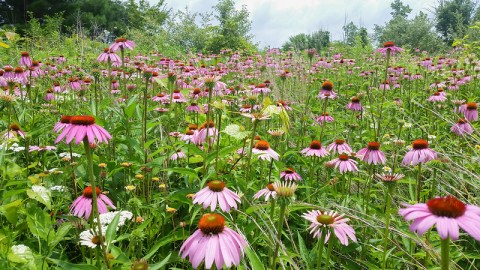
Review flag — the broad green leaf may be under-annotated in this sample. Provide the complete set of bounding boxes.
[223,124,250,140]
[245,247,265,270]
[149,253,172,270]
[0,41,9,48]
[165,167,199,181]
[49,222,72,249]
[143,232,187,260]
[47,258,97,270]
[106,212,121,245]
[27,185,51,209]
[297,232,312,269]
[26,206,52,241]
[1,199,23,225]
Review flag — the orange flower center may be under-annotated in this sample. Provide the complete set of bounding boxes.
[335,139,345,145]
[256,83,266,88]
[115,37,127,43]
[466,102,477,110]
[207,180,226,192]
[200,121,215,129]
[457,118,467,124]
[91,235,104,245]
[412,139,428,150]
[266,182,275,191]
[383,41,395,47]
[316,214,335,225]
[185,130,194,135]
[21,51,30,57]
[242,104,252,109]
[284,168,295,174]
[427,196,466,218]
[351,97,360,103]
[433,92,440,96]
[310,140,322,149]
[367,142,380,150]
[83,186,101,198]
[322,81,333,90]
[198,213,225,234]
[255,140,270,150]
[193,88,201,94]
[70,116,95,125]
[9,123,20,131]
[188,124,198,130]
[14,67,24,73]
[338,154,350,161]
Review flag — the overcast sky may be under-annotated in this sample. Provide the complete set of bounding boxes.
[155,0,438,48]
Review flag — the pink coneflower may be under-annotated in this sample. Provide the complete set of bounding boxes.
[374,173,405,182]
[346,97,363,111]
[13,67,27,84]
[280,168,302,181]
[302,210,357,245]
[53,115,71,132]
[192,180,241,212]
[464,102,478,122]
[19,51,32,67]
[276,100,293,111]
[316,113,334,125]
[399,195,480,241]
[186,102,201,113]
[97,48,121,63]
[402,139,437,166]
[427,92,447,103]
[327,139,353,155]
[379,81,390,90]
[239,104,252,113]
[70,186,116,219]
[179,213,247,269]
[253,182,277,201]
[180,130,196,144]
[252,83,271,94]
[109,37,136,52]
[301,140,329,157]
[170,149,186,160]
[317,81,338,99]
[356,142,386,165]
[193,121,218,145]
[152,93,170,104]
[252,140,280,161]
[7,123,26,138]
[451,118,473,136]
[330,154,358,174]
[376,41,403,55]
[54,116,112,145]
[44,89,55,101]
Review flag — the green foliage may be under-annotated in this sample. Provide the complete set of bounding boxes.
[282,30,330,52]
[435,0,476,45]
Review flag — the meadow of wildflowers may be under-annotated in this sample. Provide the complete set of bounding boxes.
[1,37,480,270]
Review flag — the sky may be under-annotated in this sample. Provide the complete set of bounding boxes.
[155,0,439,48]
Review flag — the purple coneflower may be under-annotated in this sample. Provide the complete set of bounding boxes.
[330,154,358,174]
[327,139,352,155]
[317,81,338,99]
[252,83,271,94]
[356,142,386,165]
[301,140,329,157]
[97,48,121,63]
[302,210,357,245]
[401,139,437,166]
[179,213,247,269]
[193,121,218,145]
[253,182,277,201]
[19,51,32,67]
[6,123,26,139]
[280,168,302,181]
[109,37,136,52]
[399,195,480,240]
[29,145,56,152]
[346,97,363,111]
[427,92,447,103]
[54,116,112,145]
[252,140,280,161]
[464,102,478,122]
[451,118,473,136]
[192,180,241,212]
[170,150,186,160]
[376,41,403,55]
[70,186,116,219]
[316,113,334,125]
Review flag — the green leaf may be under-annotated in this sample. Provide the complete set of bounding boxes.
[1,199,23,225]
[245,247,265,270]
[0,41,9,48]
[49,222,72,249]
[26,206,52,241]
[149,253,172,270]
[27,186,51,210]
[223,124,250,140]
[143,232,187,260]
[165,167,199,181]
[124,100,138,118]
[106,212,121,245]
[47,258,98,270]
[297,232,312,269]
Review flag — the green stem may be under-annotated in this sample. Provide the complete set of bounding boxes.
[317,229,327,270]
[83,137,111,269]
[143,77,149,165]
[416,163,423,202]
[325,229,334,270]
[441,238,450,270]
[382,184,394,269]
[272,200,287,270]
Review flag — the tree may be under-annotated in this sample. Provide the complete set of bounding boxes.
[343,22,359,46]
[281,30,330,52]
[206,0,255,53]
[390,0,412,18]
[435,0,476,45]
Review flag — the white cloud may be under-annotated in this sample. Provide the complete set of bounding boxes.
[156,0,438,47]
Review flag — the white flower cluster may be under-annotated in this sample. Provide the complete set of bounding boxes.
[50,185,68,192]
[10,244,34,262]
[59,152,81,158]
[1,143,25,152]
[95,210,133,228]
